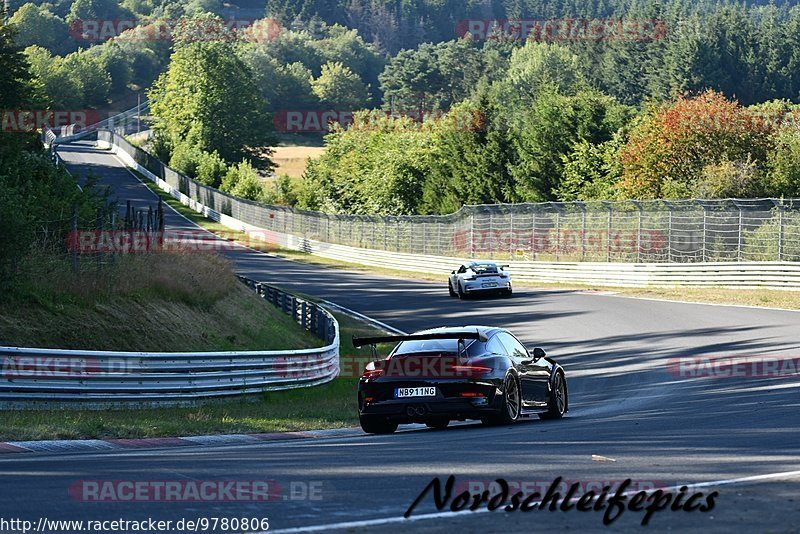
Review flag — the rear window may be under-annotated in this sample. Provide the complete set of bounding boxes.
[393,339,484,356]
[472,264,498,274]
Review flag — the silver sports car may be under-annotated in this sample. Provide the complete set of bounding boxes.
[448,261,512,299]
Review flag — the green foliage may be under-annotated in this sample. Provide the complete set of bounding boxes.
[148,15,276,167]
[559,134,625,201]
[9,3,74,56]
[66,0,127,24]
[766,131,800,198]
[62,49,111,106]
[196,150,228,188]
[221,160,265,201]
[24,45,83,108]
[311,61,369,109]
[239,48,318,110]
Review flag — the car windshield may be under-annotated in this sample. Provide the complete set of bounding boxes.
[393,338,479,356]
[471,264,498,274]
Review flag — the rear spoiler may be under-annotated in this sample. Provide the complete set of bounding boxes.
[352,331,487,349]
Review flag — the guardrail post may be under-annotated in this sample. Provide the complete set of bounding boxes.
[300,301,307,328]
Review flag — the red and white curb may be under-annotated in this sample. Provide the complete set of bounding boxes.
[0,428,363,454]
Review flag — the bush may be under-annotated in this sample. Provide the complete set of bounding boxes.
[169,140,204,178]
[196,150,227,188]
[221,160,265,201]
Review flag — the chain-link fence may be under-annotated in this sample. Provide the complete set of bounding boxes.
[100,129,800,263]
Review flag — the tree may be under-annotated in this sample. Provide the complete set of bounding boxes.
[148,15,276,167]
[311,61,369,109]
[62,49,111,106]
[618,91,775,199]
[510,88,630,201]
[24,45,83,108]
[66,0,125,24]
[239,47,318,111]
[9,3,74,56]
[221,160,264,201]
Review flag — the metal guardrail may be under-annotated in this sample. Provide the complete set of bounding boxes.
[0,277,339,407]
[95,129,800,289]
[42,102,150,148]
[95,130,800,264]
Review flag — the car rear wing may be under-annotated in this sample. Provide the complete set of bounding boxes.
[352,331,488,349]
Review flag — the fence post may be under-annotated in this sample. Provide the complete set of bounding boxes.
[579,203,586,261]
[469,213,475,258]
[603,202,612,262]
[95,207,103,269]
[531,205,537,261]
[509,209,514,257]
[396,218,400,252]
[734,201,743,261]
[383,218,388,250]
[772,200,786,261]
[700,202,708,262]
[554,207,561,262]
[71,206,78,273]
[631,200,642,263]
[664,201,674,263]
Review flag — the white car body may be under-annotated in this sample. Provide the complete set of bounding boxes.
[448,261,512,298]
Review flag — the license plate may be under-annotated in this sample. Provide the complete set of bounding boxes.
[395,387,436,398]
[481,282,497,288]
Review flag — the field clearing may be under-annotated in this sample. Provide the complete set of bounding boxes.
[272,145,326,178]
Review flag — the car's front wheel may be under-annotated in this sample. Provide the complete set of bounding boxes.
[360,415,398,434]
[482,374,521,426]
[457,282,466,299]
[539,372,566,420]
[448,280,457,297]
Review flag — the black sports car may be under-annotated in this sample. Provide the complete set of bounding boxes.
[353,326,568,434]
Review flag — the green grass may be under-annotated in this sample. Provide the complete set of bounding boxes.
[0,310,392,441]
[0,251,321,351]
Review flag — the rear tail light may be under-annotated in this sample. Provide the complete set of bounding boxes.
[459,391,486,398]
[451,365,491,377]
[362,368,383,379]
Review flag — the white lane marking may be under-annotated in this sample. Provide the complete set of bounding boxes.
[263,469,800,534]
[318,300,407,335]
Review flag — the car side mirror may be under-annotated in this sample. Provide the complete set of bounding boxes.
[532,347,546,360]
[500,264,509,270]
[451,270,455,275]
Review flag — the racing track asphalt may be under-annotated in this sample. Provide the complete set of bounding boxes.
[0,140,797,533]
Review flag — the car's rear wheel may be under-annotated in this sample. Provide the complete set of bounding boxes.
[425,418,449,430]
[539,372,566,420]
[360,415,398,434]
[482,374,521,426]
[448,281,457,297]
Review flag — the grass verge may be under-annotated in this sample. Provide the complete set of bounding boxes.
[0,251,321,351]
[0,311,392,441]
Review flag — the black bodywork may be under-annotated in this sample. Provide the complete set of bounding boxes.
[354,326,568,434]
